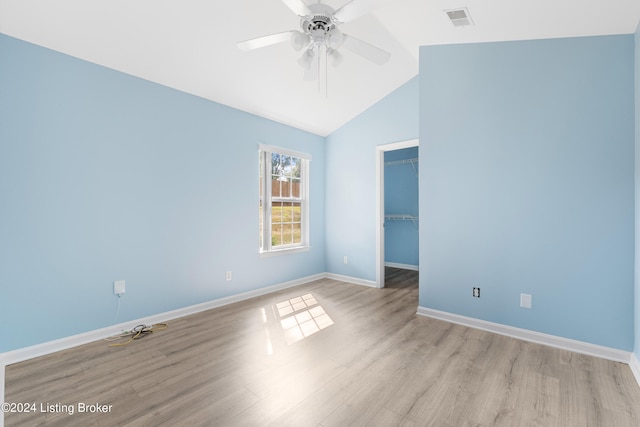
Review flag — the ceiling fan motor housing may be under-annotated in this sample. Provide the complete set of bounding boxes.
[301,4,338,36]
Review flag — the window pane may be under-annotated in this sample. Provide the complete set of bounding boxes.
[272,224,282,246]
[293,223,301,244]
[281,178,291,198]
[291,178,301,198]
[282,224,294,245]
[271,153,281,176]
[290,157,301,178]
[293,202,301,222]
[272,202,283,224]
[285,202,294,222]
[271,177,281,197]
[281,155,291,173]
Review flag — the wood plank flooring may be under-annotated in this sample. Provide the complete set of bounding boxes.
[5,268,640,426]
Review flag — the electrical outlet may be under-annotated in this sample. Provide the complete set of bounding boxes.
[226,271,232,281]
[343,256,348,264]
[114,280,125,295]
[520,293,532,309]
[472,287,480,298]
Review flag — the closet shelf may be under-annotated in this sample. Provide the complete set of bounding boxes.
[385,157,418,176]
[385,214,418,220]
[384,157,418,166]
[384,214,419,229]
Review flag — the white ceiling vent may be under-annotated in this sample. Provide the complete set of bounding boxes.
[445,8,474,27]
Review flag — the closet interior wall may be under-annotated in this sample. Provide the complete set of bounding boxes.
[384,147,419,270]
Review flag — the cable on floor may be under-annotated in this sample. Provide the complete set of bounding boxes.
[106,323,168,347]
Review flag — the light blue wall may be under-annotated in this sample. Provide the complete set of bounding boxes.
[384,147,419,266]
[635,24,640,357]
[0,34,325,352]
[325,77,419,280]
[420,35,635,350]
[2,30,638,355]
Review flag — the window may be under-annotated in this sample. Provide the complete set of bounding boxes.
[259,145,310,254]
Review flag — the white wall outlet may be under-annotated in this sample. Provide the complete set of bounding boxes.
[343,256,348,264]
[226,271,232,281]
[520,293,532,309]
[472,287,480,298]
[114,280,125,295]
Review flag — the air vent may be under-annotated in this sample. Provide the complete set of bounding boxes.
[445,7,474,27]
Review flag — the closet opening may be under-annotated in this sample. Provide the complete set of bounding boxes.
[375,139,419,288]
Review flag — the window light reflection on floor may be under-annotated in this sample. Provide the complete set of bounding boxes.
[275,294,334,345]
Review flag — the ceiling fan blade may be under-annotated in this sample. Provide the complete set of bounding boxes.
[341,34,390,65]
[334,0,386,23]
[237,31,296,51]
[281,0,312,16]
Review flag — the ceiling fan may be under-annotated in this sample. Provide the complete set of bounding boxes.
[237,0,390,88]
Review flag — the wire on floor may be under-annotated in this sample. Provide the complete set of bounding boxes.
[106,323,168,347]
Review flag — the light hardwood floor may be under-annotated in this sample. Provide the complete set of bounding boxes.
[5,268,640,426]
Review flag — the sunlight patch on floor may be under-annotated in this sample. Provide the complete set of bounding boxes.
[275,294,334,345]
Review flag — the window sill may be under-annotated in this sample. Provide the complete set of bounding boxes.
[259,246,310,257]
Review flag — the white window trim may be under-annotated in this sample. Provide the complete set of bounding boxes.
[259,145,311,256]
[258,144,312,161]
[259,246,311,257]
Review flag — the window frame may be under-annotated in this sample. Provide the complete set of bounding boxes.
[259,144,311,256]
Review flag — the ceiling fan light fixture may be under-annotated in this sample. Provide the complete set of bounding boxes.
[327,48,343,67]
[291,31,310,51]
[326,29,344,49]
[297,48,315,69]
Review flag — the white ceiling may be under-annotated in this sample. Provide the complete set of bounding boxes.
[1,0,639,136]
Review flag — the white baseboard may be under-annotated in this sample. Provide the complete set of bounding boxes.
[384,262,419,271]
[324,272,378,288]
[417,306,632,364]
[630,353,640,388]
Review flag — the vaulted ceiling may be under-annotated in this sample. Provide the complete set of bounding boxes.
[1,0,639,136]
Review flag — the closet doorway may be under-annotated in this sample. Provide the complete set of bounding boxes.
[376,139,419,288]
